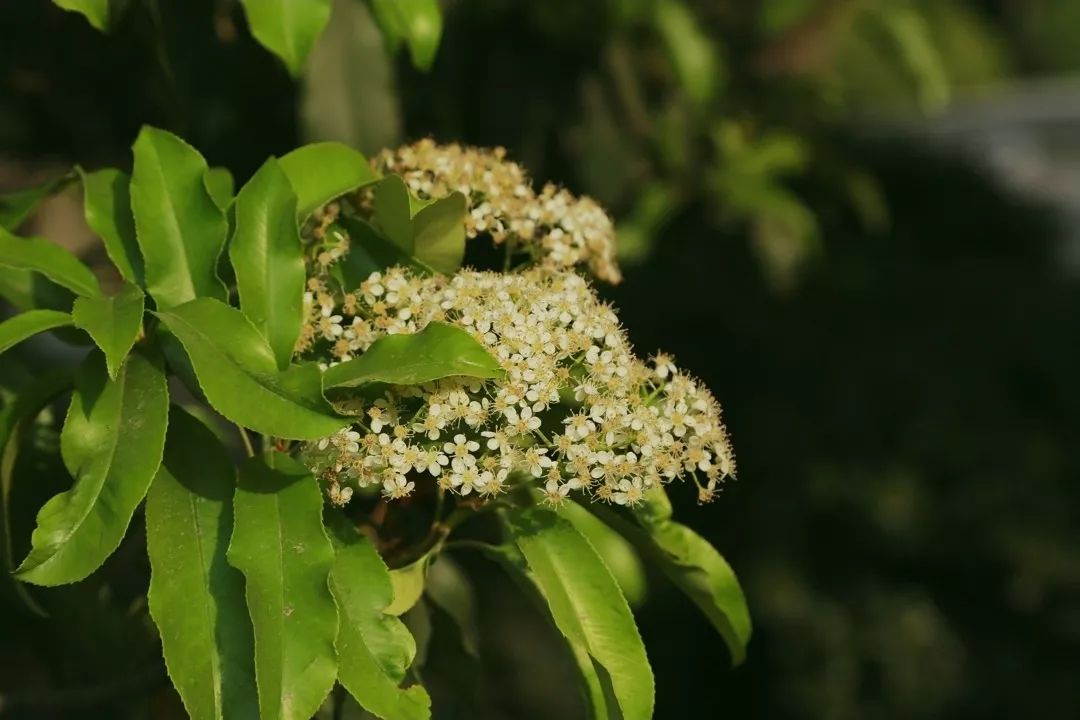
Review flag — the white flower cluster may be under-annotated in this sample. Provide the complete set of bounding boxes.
[373,139,622,284]
[302,266,734,507]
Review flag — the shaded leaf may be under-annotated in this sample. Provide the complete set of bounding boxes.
[0,266,76,314]
[0,226,101,299]
[0,172,74,230]
[373,175,414,252]
[279,142,378,220]
[504,507,654,720]
[654,0,723,105]
[72,283,144,378]
[228,454,337,720]
[79,167,142,284]
[323,321,503,390]
[130,126,228,309]
[0,310,74,357]
[370,0,443,71]
[146,407,258,720]
[230,158,305,370]
[155,298,345,439]
[240,0,332,76]
[334,216,426,286]
[412,193,466,275]
[15,350,168,586]
[328,516,431,720]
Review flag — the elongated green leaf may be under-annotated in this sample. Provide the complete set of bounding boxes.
[323,321,503,390]
[228,454,337,720]
[0,172,74,230]
[79,167,142,284]
[240,0,332,76]
[0,266,76,313]
[205,167,235,211]
[279,142,378,220]
[329,517,431,720]
[370,0,443,71]
[0,310,73,357]
[72,284,144,379]
[15,350,168,586]
[146,407,258,720]
[155,298,347,439]
[412,192,466,274]
[230,158,305,370]
[559,501,647,607]
[52,0,112,31]
[130,126,228,309]
[504,507,654,720]
[589,487,752,665]
[0,227,101,299]
[0,369,73,615]
[373,175,413,252]
[386,555,429,616]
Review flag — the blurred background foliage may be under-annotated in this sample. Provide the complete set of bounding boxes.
[2,0,1080,718]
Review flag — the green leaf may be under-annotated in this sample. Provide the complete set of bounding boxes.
[146,407,259,720]
[0,369,73,615]
[228,454,337,720]
[328,516,431,720]
[334,216,427,286]
[240,0,332,76]
[386,555,429,616]
[72,284,145,379]
[373,175,414,252]
[0,266,76,314]
[79,167,143,285]
[205,167,236,211]
[558,501,647,607]
[130,126,228,309]
[0,226,101,299]
[322,321,503,390]
[654,0,723,106]
[155,298,347,440]
[52,0,113,31]
[278,142,377,220]
[412,193,466,275]
[15,350,169,586]
[230,158,305,370]
[0,172,74,230]
[0,310,74,357]
[370,0,443,71]
[504,507,654,720]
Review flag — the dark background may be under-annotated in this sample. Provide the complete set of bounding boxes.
[2,1,1079,718]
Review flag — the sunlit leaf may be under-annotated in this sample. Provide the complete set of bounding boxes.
[503,507,654,720]
[328,516,431,720]
[0,310,74,358]
[558,501,647,607]
[155,298,347,440]
[370,0,443,71]
[205,167,236,211]
[240,0,333,77]
[0,226,101,299]
[230,158,305,370]
[228,454,337,720]
[78,167,142,284]
[146,407,258,720]
[72,283,144,379]
[130,126,228,309]
[386,555,429,616]
[15,350,168,586]
[278,142,378,220]
[322,321,503,390]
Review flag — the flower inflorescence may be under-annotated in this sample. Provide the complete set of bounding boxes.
[373,139,622,283]
[301,266,734,507]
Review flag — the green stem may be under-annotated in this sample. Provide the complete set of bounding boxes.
[235,425,255,458]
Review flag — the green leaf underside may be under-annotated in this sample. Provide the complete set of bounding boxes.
[278,142,377,220]
[0,310,74,357]
[230,158,306,370]
[130,126,228,310]
[0,172,74,230]
[146,407,258,720]
[505,507,655,720]
[0,227,101,299]
[322,321,503,390]
[16,351,168,586]
[240,0,332,76]
[79,167,143,284]
[72,283,144,379]
[328,517,431,720]
[205,167,236,211]
[228,454,337,720]
[155,298,346,440]
[0,369,74,615]
[370,0,443,71]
